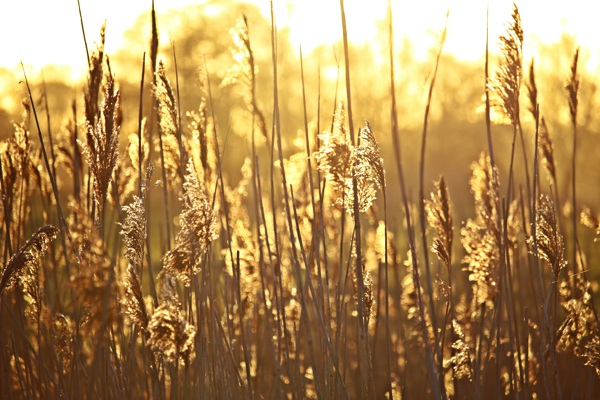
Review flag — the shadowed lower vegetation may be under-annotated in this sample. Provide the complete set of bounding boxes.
[1,1,600,398]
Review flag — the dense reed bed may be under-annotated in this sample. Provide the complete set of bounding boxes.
[1,1,599,398]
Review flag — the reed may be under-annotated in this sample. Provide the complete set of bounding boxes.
[1,1,600,398]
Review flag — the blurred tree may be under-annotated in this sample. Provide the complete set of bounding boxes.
[109,1,313,185]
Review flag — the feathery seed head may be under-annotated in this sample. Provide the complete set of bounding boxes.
[315,106,385,216]
[148,303,195,365]
[0,225,59,297]
[557,276,598,368]
[79,67,121,219]
[221,16,255,91]
[538,118,557,184]
[154,61,184,187]
[52,313,74,374]
[491,2,523,127]
[526,58,538,119]
[67,201,117,328]
[566,48,580,127]
[529,195,566,276]
[581,207,600,241]
[122,263,149,330]
[84,23,106,129]
[462,152,501,303]
[445,320,473,381]
[120,164,152,271]
[469,152,500,235]
[147,272,194,364]
[426,176,453,268]
[163,159,218,286]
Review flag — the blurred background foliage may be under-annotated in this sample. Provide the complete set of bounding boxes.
[0,0,598,229]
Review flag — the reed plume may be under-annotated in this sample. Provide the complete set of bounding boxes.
[120,165,152,271]
[154,60,184,187]
[221,15,268,142]
[221,16,254,89]
[557,276,600,377]
[315,105,384,216]
[445,320,472,381]
[470,152,500,234]
[150,0,159,75]
[490,2,523,126]
[0,225,59,297]
[566,48,580,128]
[52,313,74,375]
[526,59,538,118]
[584,335,600,378]
[84,23,106,129]
[426,176,453,268]
[461,152,500,303]
[527,60,557,186]
[352,121,386,214]
[566,47,581,281]
[353,267,374,327]
[356,122,386,190]
[529,195,566,277]
[148,273,195,365]
[120,165,153,330]
[581,207,600,240]
[315,102,353,208]
[80,64,121,220]
[67,200,117,328]
[538,118,556,184]
[122,263,149,331]
[163,159,218,286]
[0,105,36,244]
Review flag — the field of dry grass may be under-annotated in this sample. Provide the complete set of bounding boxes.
[1,1,600,398]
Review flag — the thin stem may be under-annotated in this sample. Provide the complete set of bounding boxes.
[77,0,90,65]
[417,12,448,390]
[339,1,373,396]
[387,2,441,398]
[484,1,495,168]
[20,64,73,272]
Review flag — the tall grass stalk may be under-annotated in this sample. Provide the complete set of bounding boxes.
[77,0,90,65]
[150,1,172,252]
[417,11,448,392]
[20,65,72,273]
[264,14,290,389]
[566,48,580,282]
[484,2,495,168]
[171,42,186,182]
[387,1,441,398]
[339,1,374,396]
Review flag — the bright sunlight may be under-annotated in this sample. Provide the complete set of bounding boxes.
[1,0,598,74]
[1,1,600,399]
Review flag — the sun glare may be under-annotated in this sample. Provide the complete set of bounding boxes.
[1,0,597,78]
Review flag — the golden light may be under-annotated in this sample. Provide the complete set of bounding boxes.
[1,0,597,76]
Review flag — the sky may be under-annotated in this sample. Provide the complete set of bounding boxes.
[0,0,598,80]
